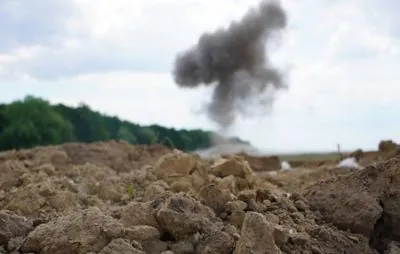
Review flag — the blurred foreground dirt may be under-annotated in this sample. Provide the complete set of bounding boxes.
[0,140,399,254]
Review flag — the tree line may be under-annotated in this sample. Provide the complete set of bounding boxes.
[0,95,246,152]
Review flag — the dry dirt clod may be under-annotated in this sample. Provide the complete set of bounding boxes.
[274,225,291,245]
[98,238,145,254]
[237,190,257,203]
[22,207,125,254]
[125,225,160,241]
[142,181,169,202]
[198,183,234,216]
[195,228,235,254]
[153,151,198,182]
[228,210,246,229]
[234,212,281,254]
[0,140,398,253]
[124,225,167,253]
[121,201,162,231]
[0,211,33,246]
[225,200,247,212]
[303,158,400,253]
[156,194,216,240]
[169,240,195,254]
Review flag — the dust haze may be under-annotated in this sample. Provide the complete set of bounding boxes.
[172,0,288,129]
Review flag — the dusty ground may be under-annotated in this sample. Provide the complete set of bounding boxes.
[0,140,399,254]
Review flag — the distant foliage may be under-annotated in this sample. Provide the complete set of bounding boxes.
[0,95,216,151]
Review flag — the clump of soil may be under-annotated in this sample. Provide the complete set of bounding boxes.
[303,157,400,253]
[378,140,399,153]
[0,140,398,253]
[229,153,281,172]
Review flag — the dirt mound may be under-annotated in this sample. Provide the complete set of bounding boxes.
[0,140,171,173]
[230,153,281,172]
[0,141,397,253]
[303,157,400,253]
[378,140,399,152]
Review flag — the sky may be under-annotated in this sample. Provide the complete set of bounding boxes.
[0,0,399,153]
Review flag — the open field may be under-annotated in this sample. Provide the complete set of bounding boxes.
[278,152,344,162]
[0,140,399,253]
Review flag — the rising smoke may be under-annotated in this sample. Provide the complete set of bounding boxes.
[172,0,288,129]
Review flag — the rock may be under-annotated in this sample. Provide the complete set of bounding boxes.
[222,223,241,241]
[228,210,246,229]
[34,163,56,176]
[154,152,198,182]
[247,199,266,213]
[125,225,160,241]
[274,225,290,245]
[0,211,33,246]
[99,238,145,254]
[384,242,400,254]
[189,169,210,192]
[121,201,162,231]
[156,194,216,240]
[235,177,251,191]
[234,212,281,254]
[130,240,144,251]
[198,184,234,215]
[125,225,166,254]
[217,175,238,194]
[210,157,255,184]
[48,191,79,213]
[237,190,257,203]
[195,229,235,254]
[169,240,195,254]
[0,160,28,190]
[225,200,247,212]
[22,207,125,254]
[170,177,193,193]
[142,240,168,253]
[96,177,126,202]
[265,213,280,224]
[142,181,168,202]
[289,232,311,245]
[278,197,297,213]
[7,236,25,252]
[294,200,308,211]
[61,178,79,193]
[5,185,47,216]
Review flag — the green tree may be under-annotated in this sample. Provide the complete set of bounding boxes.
[0,120,42,149]
[0,96,75,150]
[0,95,247,153]
[160,136,175,149]
[117,125,137,144]
[138,127,157,144]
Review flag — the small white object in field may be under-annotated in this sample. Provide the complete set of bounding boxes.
[337,157,362,169]
[280,161,291,171]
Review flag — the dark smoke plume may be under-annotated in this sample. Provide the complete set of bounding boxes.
[172,0,288,128]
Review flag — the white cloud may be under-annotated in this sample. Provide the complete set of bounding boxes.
[0,0,399,152]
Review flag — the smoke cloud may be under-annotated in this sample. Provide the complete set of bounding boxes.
[172,0,288,129]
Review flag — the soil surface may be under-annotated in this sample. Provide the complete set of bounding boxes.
[0,140,399,254]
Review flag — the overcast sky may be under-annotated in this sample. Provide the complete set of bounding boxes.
[0,0,399,152]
